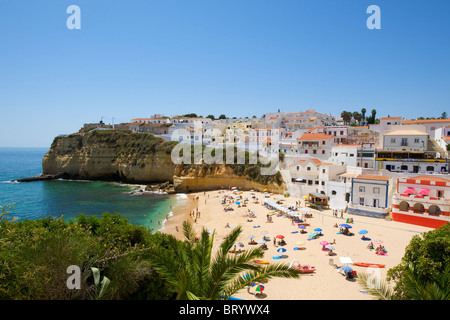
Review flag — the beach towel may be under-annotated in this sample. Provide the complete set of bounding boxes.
[253,226,261,228]
[291,231,299,234]
[376,252,388,256]
[361,238,371,241]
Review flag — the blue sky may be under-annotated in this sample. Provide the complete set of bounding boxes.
[1,0,449,147]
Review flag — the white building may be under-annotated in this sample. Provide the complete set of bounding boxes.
[382,125,428,152]
[296,132,334,159]
[348,175,393,219]
[288,158,346,197]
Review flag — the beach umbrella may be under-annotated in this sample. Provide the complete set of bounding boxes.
[325,245,335,251]
[314,228,322,232]
[319,241,329,246]
[277,248,286,253]
[248,235,255,239]
[252,284,265,292]
[339,224,352,228]
[341,266,352,272]
[358,230,368,235]
[257,240,267,244]
[235,201,241,205]
[276,235,285,239]
[298,225,306,229]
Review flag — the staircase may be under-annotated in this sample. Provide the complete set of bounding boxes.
[428,138,446,156]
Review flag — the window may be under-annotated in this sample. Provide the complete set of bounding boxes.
[322,140,325,145]
[414,138,420,143]
[373,187,380,194]
[391,138,396,143]
[305,150,308,154]
[322,150,325,154]
[322,169,326,173]
[307,167,311,171]
[437,190,444,198]
[350,154,354,157]
[313,150,317,154]
[359,198,365,206]
[359,186,365,192]
[315,181,319,185]
[401,138,408,146]
[321,181,325,186]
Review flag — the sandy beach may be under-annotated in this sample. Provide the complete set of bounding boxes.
[162,189,433,300]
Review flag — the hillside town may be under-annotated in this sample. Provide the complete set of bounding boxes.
[83,109,450,229]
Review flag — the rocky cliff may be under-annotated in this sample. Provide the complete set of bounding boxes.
[42,130,176,183]
[42,130,286,194]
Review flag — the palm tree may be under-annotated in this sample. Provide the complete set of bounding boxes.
[145,221,301,300]
[361,108,367,125]
[370,109,377,124]
[341,111,352,125]
[357,262,450,300]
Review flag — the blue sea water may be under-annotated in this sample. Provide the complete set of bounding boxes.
[0,147,184,231]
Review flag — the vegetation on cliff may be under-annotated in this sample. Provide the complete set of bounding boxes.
[177,144,284,186]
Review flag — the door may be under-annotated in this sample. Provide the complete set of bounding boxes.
[373,199,379,208]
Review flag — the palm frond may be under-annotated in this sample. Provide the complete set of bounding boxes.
[357,272,393,300]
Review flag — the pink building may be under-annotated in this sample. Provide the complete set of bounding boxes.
[392,175,450,228]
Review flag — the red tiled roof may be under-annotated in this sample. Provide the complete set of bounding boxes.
[356,175,390,181]
[411,176,450,183]
[297,133,334,141]
[403,119,450,124]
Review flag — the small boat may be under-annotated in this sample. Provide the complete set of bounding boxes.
[253,259,270,264]
[354,262,385,268]
[298,265,315,273]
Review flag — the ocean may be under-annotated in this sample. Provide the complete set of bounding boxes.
[0,147,186,231]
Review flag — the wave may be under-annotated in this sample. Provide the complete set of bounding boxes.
[176,193,188,199]
[0,180,20,184]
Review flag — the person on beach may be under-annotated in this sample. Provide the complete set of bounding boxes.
[175,226,179,232]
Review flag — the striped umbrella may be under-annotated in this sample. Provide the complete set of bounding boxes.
[252,284,265,292]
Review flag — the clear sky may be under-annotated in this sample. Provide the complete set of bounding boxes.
[1,0,449,148]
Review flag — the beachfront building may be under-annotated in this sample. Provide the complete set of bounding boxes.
[296,132,334,160]
[287,157,346,197]
[381,125,428,152]
[348,175,393,219]
[375,124,449,174]
[392,175,450,228]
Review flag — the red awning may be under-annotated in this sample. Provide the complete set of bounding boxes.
[418,188,430,196]
[404,187,415,195]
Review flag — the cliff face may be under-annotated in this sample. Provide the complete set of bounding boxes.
[42,130,286,194]
[173,164,286,194]
[42,131,176,183]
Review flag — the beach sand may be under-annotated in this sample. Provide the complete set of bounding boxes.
[162,189,433,300]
